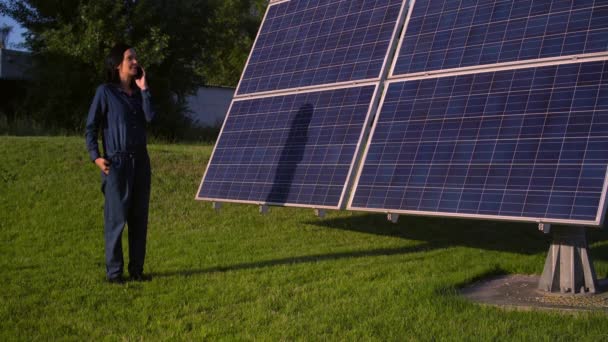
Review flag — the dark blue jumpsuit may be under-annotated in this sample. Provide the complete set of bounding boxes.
[85,83,156,279]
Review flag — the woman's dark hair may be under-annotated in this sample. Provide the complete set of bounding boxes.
[105,43,133,83]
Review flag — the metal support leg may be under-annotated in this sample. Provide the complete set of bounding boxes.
[314,209,326,218]
[387,213,399,223]
[538,226,598,294]
[259,205,269,215]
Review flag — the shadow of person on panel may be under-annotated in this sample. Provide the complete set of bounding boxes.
[266,103,314,205]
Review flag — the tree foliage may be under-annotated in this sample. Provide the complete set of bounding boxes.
[0,0,266,139]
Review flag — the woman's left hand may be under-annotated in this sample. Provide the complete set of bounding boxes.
[135,67,148,91]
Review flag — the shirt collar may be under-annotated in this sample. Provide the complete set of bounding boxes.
[111,83,139,96]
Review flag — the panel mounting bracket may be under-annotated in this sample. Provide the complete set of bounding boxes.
[212,202,222,212]
[538,222,551,234]
[387,213,399,223]
[314,209,326,218]
[259,204,269,215]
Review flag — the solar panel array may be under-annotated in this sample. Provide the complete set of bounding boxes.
[393,0,608,75]
[199,0,608,225]
[237,0,404,95]
[349,0,608,226]
[350,61,608,222]
[198,85,377,207]
[197,0,406,208]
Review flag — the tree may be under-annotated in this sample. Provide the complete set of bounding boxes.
[0,0,266,139]
[200,0,267,86]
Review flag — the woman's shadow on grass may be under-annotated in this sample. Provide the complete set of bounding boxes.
[150,244,433,279]
[150,214,608,280]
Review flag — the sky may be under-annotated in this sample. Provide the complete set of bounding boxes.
[1,13,28,50]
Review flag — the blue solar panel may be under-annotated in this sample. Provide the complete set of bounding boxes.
[198,85,377,208]
[393,0,608,76]
[236,0,404,95]
[350,61,608,224]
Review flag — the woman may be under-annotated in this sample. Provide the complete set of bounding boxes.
[85,43,156,284]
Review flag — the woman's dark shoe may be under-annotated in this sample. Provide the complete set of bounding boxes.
[107,276,125,284]
[130,273,152,282]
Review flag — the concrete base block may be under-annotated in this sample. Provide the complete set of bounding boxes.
[538,226,598,294]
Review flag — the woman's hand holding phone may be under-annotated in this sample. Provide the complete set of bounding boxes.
[135,66,148,91]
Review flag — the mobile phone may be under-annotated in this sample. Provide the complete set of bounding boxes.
[135,66,144,80]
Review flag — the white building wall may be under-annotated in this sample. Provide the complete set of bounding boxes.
[185,86,235,127]
[0,48,32,80]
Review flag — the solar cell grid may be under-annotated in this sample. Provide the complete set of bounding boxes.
[350,61,608,224]
[236,0,405,95]
[200,0,608,224]
[393,0,608,76]
[198,85,377,208]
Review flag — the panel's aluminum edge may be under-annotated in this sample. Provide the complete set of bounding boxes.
[231,80,380,100]
[346,206,599,227]
[339,0,410,210]
[388,0,417,78]
[234,1,276,96]
[195,196,338,210]
[389,52,608,81]
[234,79,381,100]
[337,84,380,209]
[346,80,392,210]
[378,0,414,90]
[594,166,608,228]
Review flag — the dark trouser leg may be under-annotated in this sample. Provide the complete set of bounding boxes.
[127,154,151,276]
[102,156,130,279]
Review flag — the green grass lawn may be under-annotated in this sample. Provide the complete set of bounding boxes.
[1,136,608,340]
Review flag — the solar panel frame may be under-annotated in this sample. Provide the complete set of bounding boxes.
[349,0,608,227]
[233,0,410,99]
[388,0,416,79]
[198,0,608,223]
[195,81,382,210]
[196,0,411,209]
[388,0,608,80]
[348,57,608,227]
[232,0,274,98]
[390,51,608,81]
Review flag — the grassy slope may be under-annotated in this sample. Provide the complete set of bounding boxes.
[1,136,607,341]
